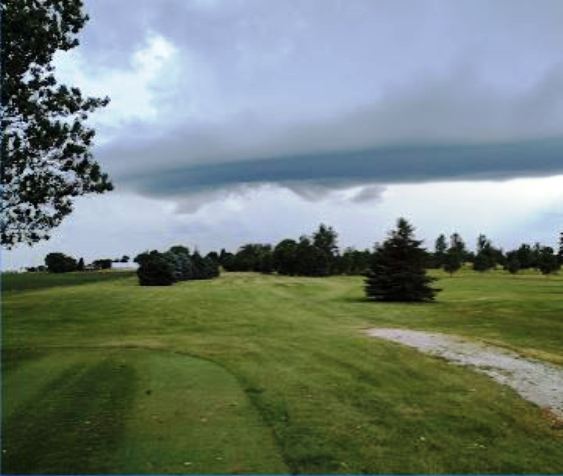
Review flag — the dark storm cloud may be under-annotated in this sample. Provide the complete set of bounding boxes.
[80,0,563,204]
[120,138,563,199]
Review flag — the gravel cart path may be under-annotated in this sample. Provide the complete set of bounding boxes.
[366,328,563,419]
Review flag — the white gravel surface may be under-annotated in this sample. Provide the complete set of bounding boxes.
[366,328,563,418]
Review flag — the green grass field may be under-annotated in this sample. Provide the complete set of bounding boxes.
[2,270,562,473]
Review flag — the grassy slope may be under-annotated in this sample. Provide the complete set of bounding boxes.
[2,270,135,293]
[2,270,562,473]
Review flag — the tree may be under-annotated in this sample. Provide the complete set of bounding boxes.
[338,247,372,275]
[76,257,85,271]
[558,232,563,265]
[443,248,462,276]
[137,252,175,286]
[191,251,219,279]
[44,252,77,273]
[536,246,560,275]
[273,239,299,275]
[120,255,130,263]
[515,243,535,269]
[294,236,330,276]
[92,259,112,270]
[1,0,111,247]
[365,218,440,302]
[473,234,497,272]
[312,223,339,273]
[504,252,521,274]
[434,234,448,268]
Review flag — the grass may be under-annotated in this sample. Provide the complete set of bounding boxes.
[2,270,135,293]
[2,269,562,473]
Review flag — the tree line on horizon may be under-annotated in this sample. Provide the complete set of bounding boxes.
[28,222,561,297]
[215,224,562,278]
[31,224,562,278]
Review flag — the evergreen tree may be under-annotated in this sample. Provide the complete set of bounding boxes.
[473,234,496,272]
[559,232,563,264]
[365,218,440,302]
[77,257,85,271]
[137,252,175,286]
[443,248,462,276]
[450,233,467,262]
[434,234,447,268]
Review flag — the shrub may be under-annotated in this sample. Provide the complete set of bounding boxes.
[137,252,175,286]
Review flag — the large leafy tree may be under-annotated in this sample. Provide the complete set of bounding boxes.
[1,0,112,247]
[365,218,440,302]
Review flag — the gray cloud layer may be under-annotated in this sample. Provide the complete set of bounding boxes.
[81,0,563,205]
[121,138,563,198]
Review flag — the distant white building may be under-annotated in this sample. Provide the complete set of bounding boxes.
[112,262,138,270]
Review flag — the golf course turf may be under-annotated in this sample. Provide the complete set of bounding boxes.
[2,270,562,473]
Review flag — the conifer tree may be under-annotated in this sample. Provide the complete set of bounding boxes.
[443,248,462,276]
[365,218,440,302]
[434,234,447,267]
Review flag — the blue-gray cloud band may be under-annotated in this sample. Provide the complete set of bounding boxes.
[121,137,563,197]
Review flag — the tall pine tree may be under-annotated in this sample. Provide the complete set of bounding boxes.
[365,218,440,302]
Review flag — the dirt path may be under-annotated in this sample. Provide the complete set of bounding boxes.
[366,328,563,419]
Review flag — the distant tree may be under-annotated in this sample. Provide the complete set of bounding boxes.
[191,251,219,279]
[312,223,339,273]
[338,247,372,275]
[536,246,560,275]
[515,243,535,269]
[443,248,462,276]
[167,246,194,280]
[229,243,273,273]
[257,248,274,274]
[120,255,130,263]
[77,257,85,271]
[294,236,330,276]
[1,0,112,247]
[92,259,112,270]
[473,234,497,272]
[504,252,521,274]
[365,218,440,302]
[558,232,563,264]
[434,234,448,268]
[206,251,219,264]
[273,239,299,275]
[220,251,236,271]
[45,252,77,273]
[450,233,467,262]
[137,252,175,286]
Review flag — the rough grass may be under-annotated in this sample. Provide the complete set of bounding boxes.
[2,270,135,292]
[2,269,562,473]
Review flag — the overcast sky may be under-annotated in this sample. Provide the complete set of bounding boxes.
[4,0,563,269]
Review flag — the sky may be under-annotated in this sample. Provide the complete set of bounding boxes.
[4,0,563,269]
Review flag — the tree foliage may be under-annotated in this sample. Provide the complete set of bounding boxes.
[44,252,77,273]
[135,246,219,286]
[365,218,440,302]
[1,0,111,247]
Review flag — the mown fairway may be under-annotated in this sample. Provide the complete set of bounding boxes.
[2,270,563,473]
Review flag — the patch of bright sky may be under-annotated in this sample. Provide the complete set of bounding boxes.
[4,175,562,270]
